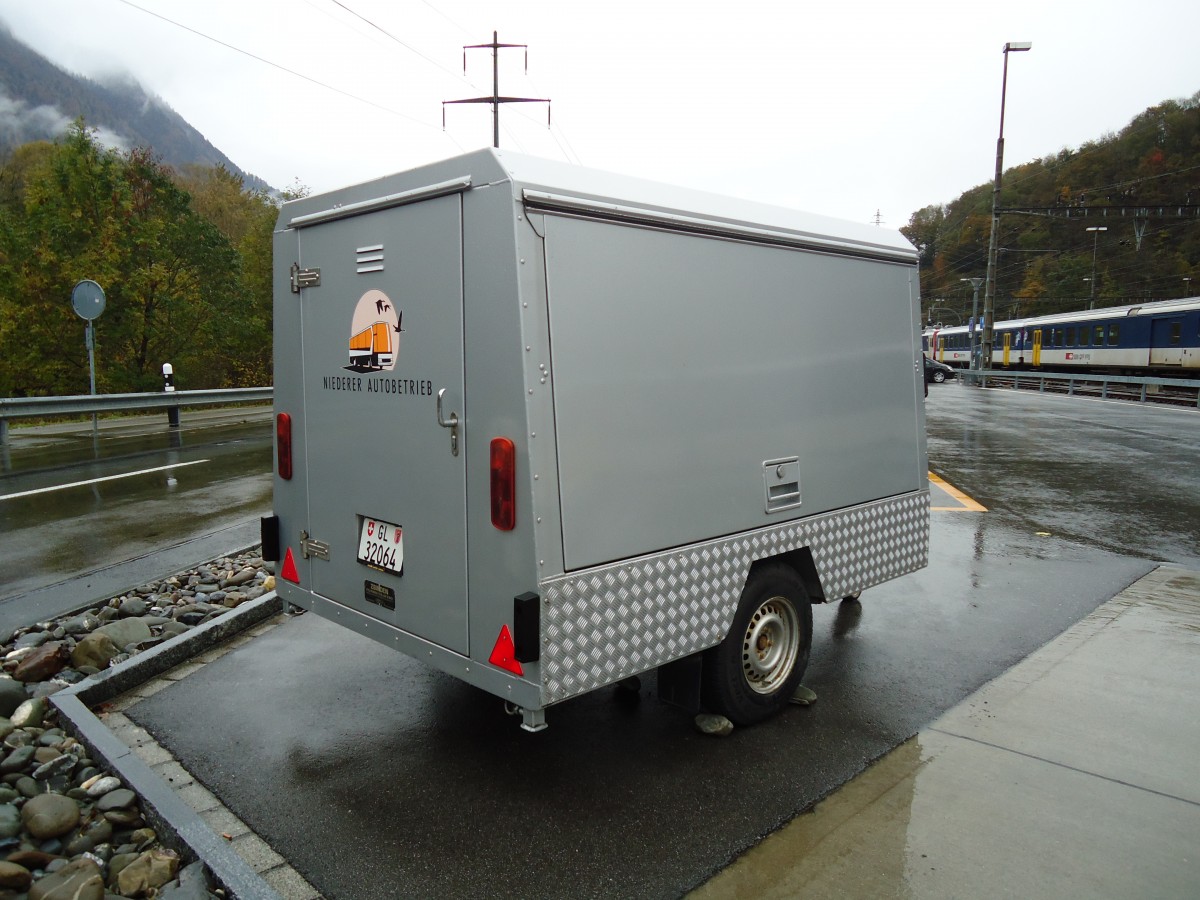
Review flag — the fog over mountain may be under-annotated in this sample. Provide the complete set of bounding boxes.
[0,23,270,192]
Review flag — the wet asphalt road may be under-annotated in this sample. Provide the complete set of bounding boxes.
[0,407,272,632]
[125,384,1198,899]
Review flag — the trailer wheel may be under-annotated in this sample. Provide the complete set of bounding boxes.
[701,564,812,725]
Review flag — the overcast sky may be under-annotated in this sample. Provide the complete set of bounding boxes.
[2,0,1197,228]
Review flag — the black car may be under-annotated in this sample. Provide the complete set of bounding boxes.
[924,356,957,383]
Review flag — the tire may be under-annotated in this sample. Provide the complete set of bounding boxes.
[701,564,813,726]
[932,370,946,383]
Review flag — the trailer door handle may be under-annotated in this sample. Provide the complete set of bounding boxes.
[436,388,460,457]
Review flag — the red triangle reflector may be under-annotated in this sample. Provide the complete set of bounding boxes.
[488,625,523,676]
[280,547,300,584]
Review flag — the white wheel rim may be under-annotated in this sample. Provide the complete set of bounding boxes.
[742,595,800,694]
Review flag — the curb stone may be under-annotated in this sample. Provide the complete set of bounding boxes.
[50,592,286,900]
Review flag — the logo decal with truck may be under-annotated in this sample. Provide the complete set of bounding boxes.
[320,289,432,396]
[346,289,402,372]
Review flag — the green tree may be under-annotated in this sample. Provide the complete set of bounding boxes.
[0,122,249,395]
[173,163,278,385]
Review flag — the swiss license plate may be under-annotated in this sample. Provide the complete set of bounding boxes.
[357,517,404,575]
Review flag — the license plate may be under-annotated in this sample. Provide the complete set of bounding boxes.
[357,517,404,575]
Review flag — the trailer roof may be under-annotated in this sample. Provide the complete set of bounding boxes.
[282,149,917,263]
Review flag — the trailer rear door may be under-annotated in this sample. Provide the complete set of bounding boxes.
[292,194,468,655]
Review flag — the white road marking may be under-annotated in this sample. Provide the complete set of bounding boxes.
[0,459,211,501]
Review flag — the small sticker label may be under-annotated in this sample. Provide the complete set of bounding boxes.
[364,581,396,611]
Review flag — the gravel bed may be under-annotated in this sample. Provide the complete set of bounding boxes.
[0,549,273,899]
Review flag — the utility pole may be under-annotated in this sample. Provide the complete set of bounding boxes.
[443,32,550,148]
[981,42,1032,370]
[1086,226,1107,309]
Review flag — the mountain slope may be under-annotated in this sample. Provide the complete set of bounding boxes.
[0,23,269,192]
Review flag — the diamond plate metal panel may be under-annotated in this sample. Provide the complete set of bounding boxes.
[538,490,929,704]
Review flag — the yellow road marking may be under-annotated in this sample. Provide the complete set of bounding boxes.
[928,471,988,512]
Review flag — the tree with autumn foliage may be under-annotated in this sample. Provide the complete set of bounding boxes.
[903,94,1200,327]
[0,123,277,396]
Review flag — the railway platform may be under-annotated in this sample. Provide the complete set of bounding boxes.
[692,563,1200,898]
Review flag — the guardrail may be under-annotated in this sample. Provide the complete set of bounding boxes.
[0,388,273,445]
[960,369,1200,407]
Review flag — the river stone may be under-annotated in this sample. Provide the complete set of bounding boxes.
[159,621,190,639]
[107,851,139,883]
[116,847,179,897]
[694,713,734,737]
[84,775,122,798]
[34,754,76,781]
[224,568,256,587]
[13,642,70,683]
[0,803,21,838]
[0,745,36,774]
[70,632,121,671]
[102,808,142,827]
[0,679,27,718]
[6,849,56,870]
[28,857,104,900]
[16,775,41,798]
[60,615,99,636]
[10,696,47,728]
[64,817,113,856]
[14,632,50,651]
[21,793,80,839]
[94,618,152,650]
[30,681,66,699]
[95,788,136,811]
[157,860,212,900]
[118,597,150,618]
[0,860,32,891]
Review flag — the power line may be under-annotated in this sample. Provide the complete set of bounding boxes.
[113,0,442,131]
[326,0,467,84]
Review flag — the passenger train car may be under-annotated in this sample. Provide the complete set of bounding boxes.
[923,297,1200,374]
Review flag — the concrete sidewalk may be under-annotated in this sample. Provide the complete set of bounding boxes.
[692,564,1200,899]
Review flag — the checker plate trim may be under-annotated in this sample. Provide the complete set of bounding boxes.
[538,491,929,703]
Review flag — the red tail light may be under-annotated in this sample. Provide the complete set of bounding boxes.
[276,413,293,480]
[490,437,516,530]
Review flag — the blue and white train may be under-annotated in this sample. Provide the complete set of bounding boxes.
[924,297,1200,374]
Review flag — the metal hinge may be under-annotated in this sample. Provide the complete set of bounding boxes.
[290,263,321,293]
[299,530,330,561]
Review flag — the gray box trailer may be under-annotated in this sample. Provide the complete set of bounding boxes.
[263,149,929,731]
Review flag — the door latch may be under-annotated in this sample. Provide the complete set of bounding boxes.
[436,388,460,457]
[300,530,330,561]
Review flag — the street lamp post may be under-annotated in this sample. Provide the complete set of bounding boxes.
[961,277,984,371]
[1086,226,1107,308]
[981,41,1032,370]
